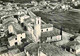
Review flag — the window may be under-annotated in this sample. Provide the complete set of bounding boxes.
[15,42,18,45]
[41,30,43,32]
[38,20,39,24]
[21,37,22,39]
[15,38,17,40]
[21,23,24,27]
[51,36,52,39]
[47,29,48,31]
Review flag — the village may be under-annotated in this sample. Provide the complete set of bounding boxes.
[0,0,80,56]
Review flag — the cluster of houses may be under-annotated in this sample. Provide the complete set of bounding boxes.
[5,9,62,47]
[0,1,80,56]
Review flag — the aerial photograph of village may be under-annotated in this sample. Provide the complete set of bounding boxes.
[0,0,80,56]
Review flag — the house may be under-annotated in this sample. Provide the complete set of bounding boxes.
[8,32,26,46]
[71,45,80,54]
[74,36,80,43]
[39,0,47,6]
[19,14,30,24]
[24,43,47,56]
[14,52,26,56]
[3,16,18,25]
[39,51,47,56]
[40,24,61,42]
[41,24,53,32]
[24,43,75,56]
[7,22,23,34]
[17,9,25,15]
[0,26,5,38]
[0,4,3,10]
[61,41,80,54]
[31,0,38,6]
[0,46,7,53]
[24,51,30,56]
[3,5,13,11]
[0,48,20,56]
[7,23,26,46]
[61,4,70,10]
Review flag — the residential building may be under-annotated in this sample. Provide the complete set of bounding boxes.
[74,36,80,43]
[0,26,5,38]
[0,4,3,10]
[19,14,30,23]
[24,43,75,56]
[61,4,70,10]
[7,22,23,34]
[7,22,26,46]
[31,0,38,6]
[39,0,47,6]
[0,48,20,56]
[8,32,26,46]
[71,45,80,54]
[14,52,26,56]
[61,41,80,54]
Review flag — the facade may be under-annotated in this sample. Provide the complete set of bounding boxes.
[46,35,61,42]
[8,23,26,46]
[61,41,80,54]
[71,45,80,54]
[19,14,30,23]
[0,48,20,56]
[8,24,14,34]
[15,52,26,56]
[41,24,53,32]
[8,33,26,46]
[24,51,30,56]
[39,0,47,6]
[0,4,3,10]
[31,0,38,6]
[61,4,70,10]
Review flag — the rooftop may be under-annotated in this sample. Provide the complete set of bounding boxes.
[63,41,80,47]
[8,35,16,41]
[24,17,35,27]
[41,30,60,38]
[71,45,80,50]
[10,22,24,34]
[0,46,7,53]
[41,24,53,29]
[3,17,17,25]
[24,43,75,56]
[15,52,25,56]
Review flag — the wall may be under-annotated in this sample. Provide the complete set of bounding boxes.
[41,27,53,32]
[9,33,26,46]
[76,48,80,54]
[46,35,61,42]
[8,25,14,34]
